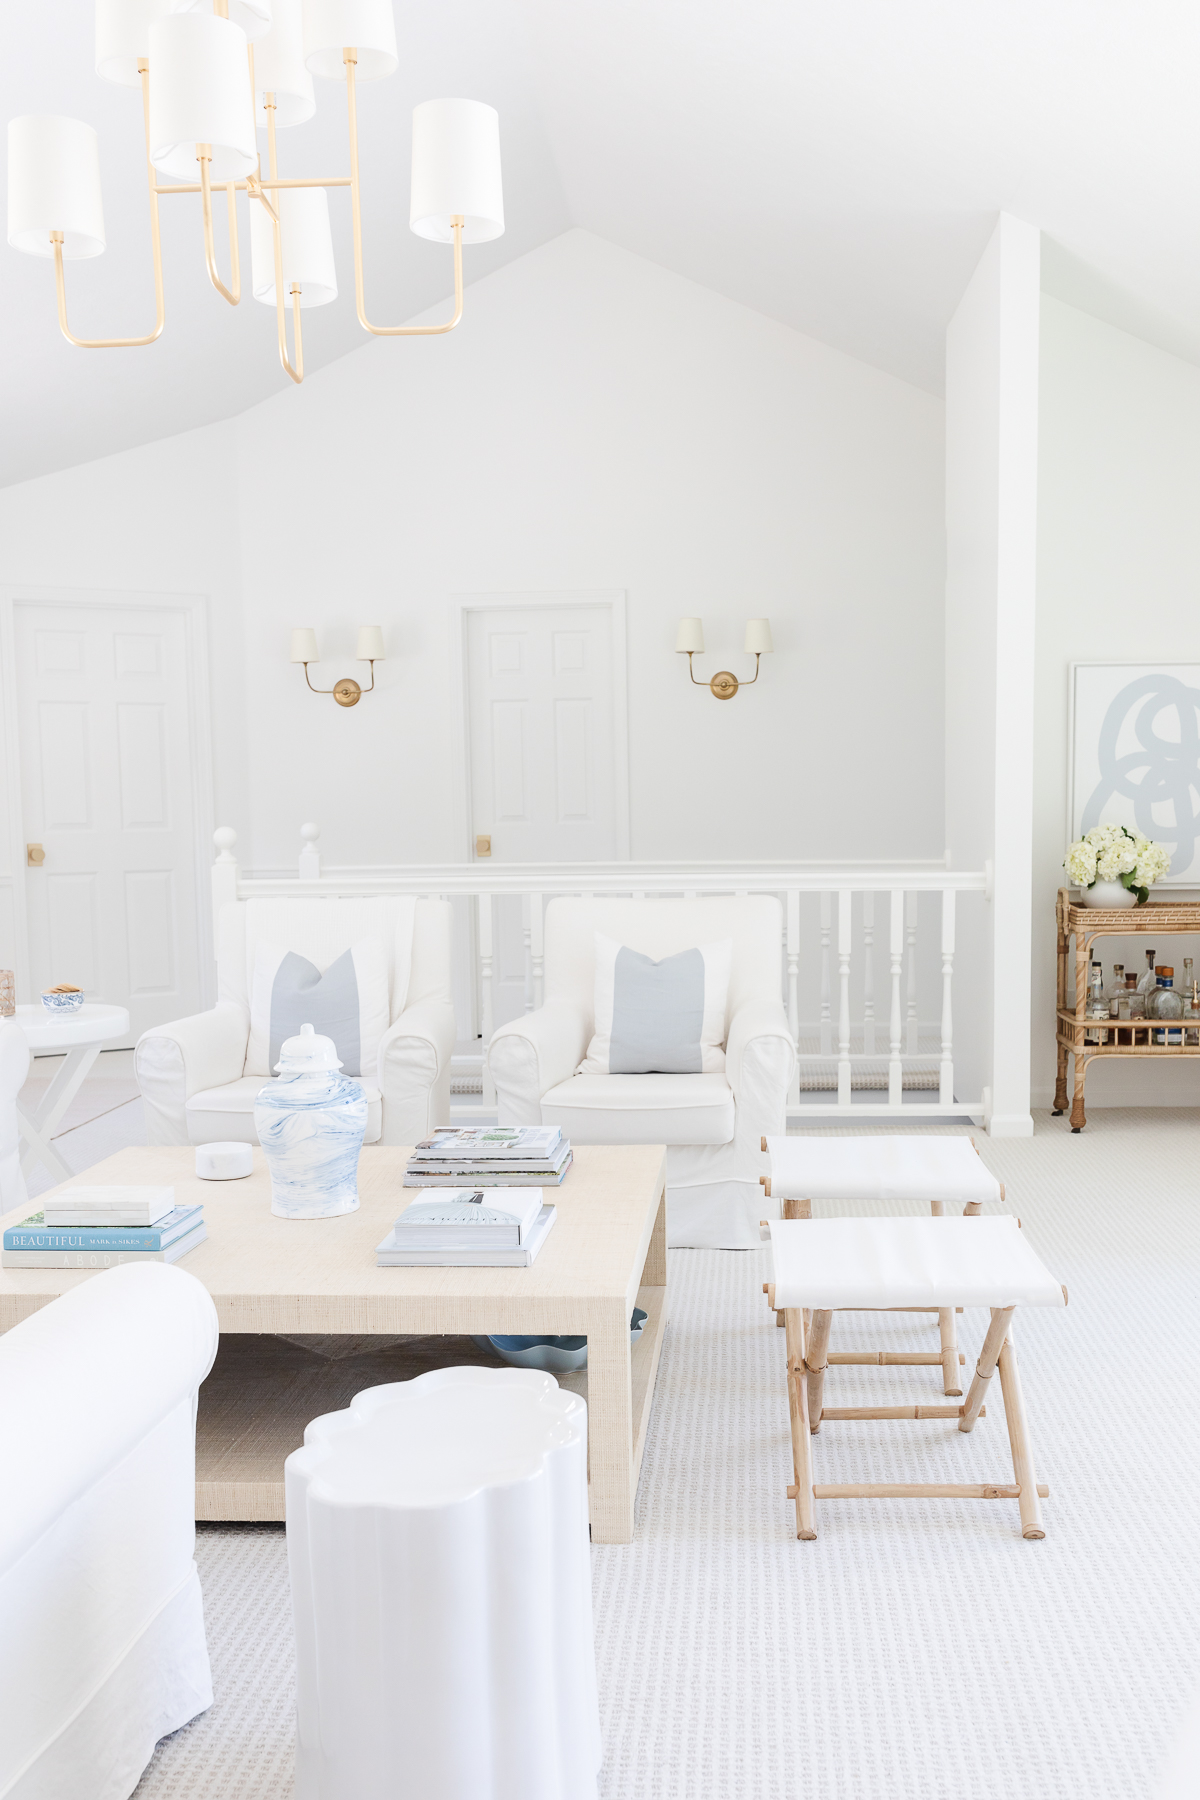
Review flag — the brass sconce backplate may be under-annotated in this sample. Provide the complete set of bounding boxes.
[710,671,739,700]
[333,678,363,707]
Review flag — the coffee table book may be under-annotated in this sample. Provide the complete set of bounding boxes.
[0,1143,669,1544]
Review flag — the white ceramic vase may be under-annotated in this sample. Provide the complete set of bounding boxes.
[1081,879,1139,910]
[254,1023,367,1219]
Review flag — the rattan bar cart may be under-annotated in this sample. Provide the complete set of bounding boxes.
[1055,886,1200,1129]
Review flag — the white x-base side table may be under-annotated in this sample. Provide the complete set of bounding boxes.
[16,1003,130,1184]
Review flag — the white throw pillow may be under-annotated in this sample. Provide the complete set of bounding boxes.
[579,932,731,1075]
[245,938,390,1078]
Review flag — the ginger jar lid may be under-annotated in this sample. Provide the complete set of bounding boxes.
[275,1022,342,1075]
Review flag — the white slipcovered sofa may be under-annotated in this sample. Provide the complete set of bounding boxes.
[136,897,456,1147]
[488,896,795,1249]
[0,1263,219,1799]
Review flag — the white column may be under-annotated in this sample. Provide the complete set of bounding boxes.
[478,892,495,1107]
[945,211,1040,1135]
[888,888,904,1107]
[939,888,956,1106]
[837,889,852,1107]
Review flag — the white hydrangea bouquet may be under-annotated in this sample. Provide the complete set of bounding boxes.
[1064,822,1171,906]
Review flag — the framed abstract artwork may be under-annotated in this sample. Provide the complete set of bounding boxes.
[1069,662,1200,884]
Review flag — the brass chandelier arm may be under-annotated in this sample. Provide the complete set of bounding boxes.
[303,660,376,694]
[198,149,240,306]
[741,654,763,686]
[686,652,706,687]
[343,50,465,337]
[50,60,165,349]
[263,96,302,384]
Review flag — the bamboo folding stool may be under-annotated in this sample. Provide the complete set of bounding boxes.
[760,1135,1005,1396]
[765,1214,1066,1539]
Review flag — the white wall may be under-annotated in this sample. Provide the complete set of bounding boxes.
[0,230,945,882]
[1034,295,1200,1108]
[944,214,1041,1134]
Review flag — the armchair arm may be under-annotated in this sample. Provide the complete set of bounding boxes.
[725,998,796,1129]
[135,1004,250,1146]
[488,1003,591,1127]
[376,997,457,1145]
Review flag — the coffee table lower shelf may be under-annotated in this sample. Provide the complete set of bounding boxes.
[196,1282,669,1534]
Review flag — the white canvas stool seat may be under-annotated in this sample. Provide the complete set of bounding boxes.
[762,1133,1005,1395]
[286,1366,601,1800]
[766,1214,1067,1540]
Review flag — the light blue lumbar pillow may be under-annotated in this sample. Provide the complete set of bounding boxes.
[579,931,731,1074]
[247,939,390,1078]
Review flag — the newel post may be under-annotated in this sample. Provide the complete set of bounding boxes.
[212,828,239,955]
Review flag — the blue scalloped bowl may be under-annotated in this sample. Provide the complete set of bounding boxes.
[476,1309,647,1375]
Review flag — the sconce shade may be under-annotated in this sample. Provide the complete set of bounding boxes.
[148,12,257,184]
[7,116,106,259]
[409,99,504,244]
[356,626,386,662]
[744,618,774,654]
[251,0,315,126]
[675,618,705,655]
[291,628,320,662]
[180,0,272,43]
[96,0,188,87]
[250,187,337,305]
[302,0,398,80]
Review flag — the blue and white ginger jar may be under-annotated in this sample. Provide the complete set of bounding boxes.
[254,1023,367,1219]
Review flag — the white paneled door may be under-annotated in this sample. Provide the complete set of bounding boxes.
[464,597,628,1027]
[15,604,205,1045]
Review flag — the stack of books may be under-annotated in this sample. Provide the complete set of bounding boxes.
[376,1186,556,1268]
[2,1186,207,1269]
[404,1126,572,1187]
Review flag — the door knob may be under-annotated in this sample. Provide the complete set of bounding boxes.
[475,835,492,858]
[26,844,44,867]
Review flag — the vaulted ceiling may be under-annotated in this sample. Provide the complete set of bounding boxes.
[5,1,1200,486]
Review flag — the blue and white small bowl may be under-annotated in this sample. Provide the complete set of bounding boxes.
[41,989,85,1015]
[476,1309,648,1375]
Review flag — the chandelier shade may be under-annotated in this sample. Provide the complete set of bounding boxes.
[181,0,273,44]
[95,0,188,88]
[7,116,106,259]
[409,99,503,244]
[250,187,337,305]
[148,12,257,183]
[252,0,315,127]
[302,0,398,80]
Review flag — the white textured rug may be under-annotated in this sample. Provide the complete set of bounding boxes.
[134,1111,1200,1798]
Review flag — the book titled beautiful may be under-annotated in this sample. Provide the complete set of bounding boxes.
[3,1205,203,1254]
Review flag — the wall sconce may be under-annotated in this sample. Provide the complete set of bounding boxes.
[290,626,386,707]
[676,617,773,699]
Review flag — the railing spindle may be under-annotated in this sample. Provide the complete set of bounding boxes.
[939,888,955,1106]
[819,891,832,1057]
[478,892,495,1107]
[530,891,544,1010]
[905,891,919,1055]
[888,888,904,1106]
[862,891,875,1055]
[837,889,852,1106]
[786,888,800,1108]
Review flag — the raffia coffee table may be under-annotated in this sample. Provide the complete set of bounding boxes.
[0,1143,668,1544]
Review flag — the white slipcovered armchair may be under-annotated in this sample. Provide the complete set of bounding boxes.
[0,1263,218,1798]
[136,897,455,1147]
[488,897,795,1249]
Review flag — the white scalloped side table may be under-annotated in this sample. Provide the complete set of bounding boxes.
[286,1365,601,1800]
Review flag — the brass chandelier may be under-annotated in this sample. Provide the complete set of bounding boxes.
[6,0,505,385]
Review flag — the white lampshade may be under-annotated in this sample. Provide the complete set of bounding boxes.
[302,0,397,80]
[291,628,320,662]
[410,98,503,244]
[7,116,105,259]
[744,618,774,654]
[180,0,273,43]
[148,12,257,183]
[675,618,705,655]
[251,0,314,125]
[96,0,189,87]
[356,625,385,662]
[250,188,337,306]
